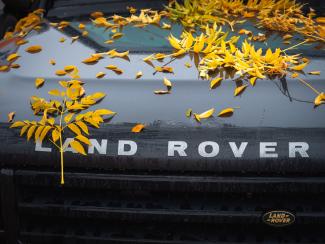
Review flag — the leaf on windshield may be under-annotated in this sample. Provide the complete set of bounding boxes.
[25,45,42,53]
[35,78,45,88]
[112,33,124,40]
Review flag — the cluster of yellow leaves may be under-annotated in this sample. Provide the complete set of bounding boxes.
[167,0,325,43]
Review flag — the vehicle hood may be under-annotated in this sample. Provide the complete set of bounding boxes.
[0,23,325,173]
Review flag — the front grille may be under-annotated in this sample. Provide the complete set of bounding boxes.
[1,169,325,243]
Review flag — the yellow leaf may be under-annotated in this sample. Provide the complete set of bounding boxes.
[218,108,234,117]
[91,92,106,100]
[7,53,20,62]
[154,90,170,95]
[314,93,325,106]
[20,125,30,136]
[34,126,44,141]
[11,64,20,69]
[168,34,182,50]
[308,71,321,75]
[39,126,51,142]
[316,17,325,24]
[48,89,61,96]
[291,62,308,71]
[185,62,192,68]
[56,70,67,76]
[64,65,76,72]
[64,113,74,123]
[82,55,102,64]
[105,39,114,44]
[27,125,37,141]
[163,77,172,91]
[193,34,205,53]
[155,66,173,73]
[16,39,28,46]
[76,121,89,135]
[49,59,56,65]
[291,73,299,78]
[79,23,85,29]
[283,34,293,40]
[76,135,91,145]
[10,121,25,128]
[68,123,81,135]
[8,112,15,122]
[136,71,143,79]
[25,45,42,53]
[250,77,257,86]
[186,108,192,118]
[112,33,124,39]
[0,66,9,72]
[59,37,66,43]
[94,109,116,116]
[71,36,79,43]
[198,108,214,119]
[234,85,248,96]
[132,124,145,133]
[96,72,106,79]
[107,50,129,59]
[82,31,88,37]
[210,78,222,89]
[162,22,171,29]
[70,140,86,155]
[193,113,201,122]
[35,78,45,88]
[52,129,60,142]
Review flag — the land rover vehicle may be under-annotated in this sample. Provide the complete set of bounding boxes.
[0,0,325,243]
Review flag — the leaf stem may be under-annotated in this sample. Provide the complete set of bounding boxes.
[297,78,320,95]
[59,111,65,185]
[282,40,308,52]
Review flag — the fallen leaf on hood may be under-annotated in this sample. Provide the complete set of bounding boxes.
[25,45,42,53]
[96,72,106,79]
[197,108,215,119]
[218,108,234,117]
[7,53,20,62]
[314,93,325,106]
[71,36,79,43]
[210,78,222,89]
[136,71,143,79]
[291,72,299,78]
[186,108,192,118]
[185,62,192,68]
[8,112,15,122]
[308,71,321,75]
[82,55,102,64]
[55,70,67,76]
[283,34,293,40]
[64,65,76,73]
[234,85,248,96]
[291,62,308,71]
[11,64,20,69]
[163,77,172,91]
[155,66,174,73]
[105,65,123,74]
[59,37,66,43]
[315,17,325,24]
[107,50,129,59]
[132,124,145,133]
[35,78,45,88]
[112,33,124,39]
[82,31,88,37]
[249,77,257,86]
[0,66,9,72]
[49,59,56,65]
[16,39,28,46]
[154,90,170,95]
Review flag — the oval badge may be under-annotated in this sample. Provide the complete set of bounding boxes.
[262,210,295,227]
